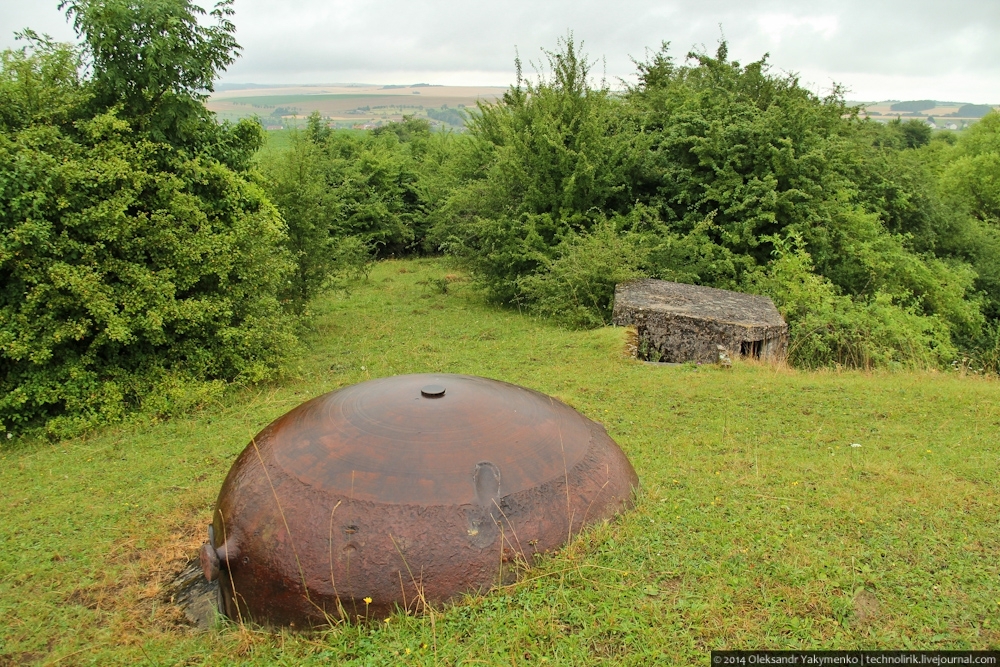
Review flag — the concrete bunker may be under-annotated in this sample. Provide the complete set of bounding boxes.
[612,279,788,364]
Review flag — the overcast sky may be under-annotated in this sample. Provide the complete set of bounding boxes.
[2,0,997,102]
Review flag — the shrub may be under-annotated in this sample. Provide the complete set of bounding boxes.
[0,104,296,435]
[437,38,985,368]
[748,235,956,369]
[520,218,644,328]
[437,35,639,303]
[0,8,297,436]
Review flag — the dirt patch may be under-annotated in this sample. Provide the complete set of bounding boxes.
[853,589,880,623]
[0,652,43,666]
[63,507,213,632]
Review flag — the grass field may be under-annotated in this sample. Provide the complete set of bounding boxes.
[855,101,998,125]
[1,258,998,665]
[257,128,369,155]
[207,84,504,129]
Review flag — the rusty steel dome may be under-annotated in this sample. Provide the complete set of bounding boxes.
[200,373,638,626]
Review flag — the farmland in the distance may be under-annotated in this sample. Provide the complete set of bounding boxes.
[212,87,1000,132]
[854,100,999,127]
[207,84,506,129]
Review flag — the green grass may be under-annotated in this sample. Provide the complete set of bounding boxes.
[224,94,377,106]
[261,127,297,153]
[2,258,998,665]
[259,127,368,155]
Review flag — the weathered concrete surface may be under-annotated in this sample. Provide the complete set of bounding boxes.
[165,560,219,630]
[612,279,788,364]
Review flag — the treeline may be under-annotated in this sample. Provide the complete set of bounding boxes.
[2,3,999,437]
[271,38,1000,374]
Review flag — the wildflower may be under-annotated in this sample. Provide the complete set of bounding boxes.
[363,596,372,605]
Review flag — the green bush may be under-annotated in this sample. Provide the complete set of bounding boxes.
[0,7,297,436]
[258,130,359,309]
[0,104,296,436]
[431,38,987,370]
[941,111,1000,226]
[520,218,644,328]
[262,113,465,265]
[436,35,639,304]
[749,235,957,369]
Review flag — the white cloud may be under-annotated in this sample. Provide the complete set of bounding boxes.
[1,0,997,102]
[756,13,839,44]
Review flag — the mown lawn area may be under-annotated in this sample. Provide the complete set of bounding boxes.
[2,258,998,665]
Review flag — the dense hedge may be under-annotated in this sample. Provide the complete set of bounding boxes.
[255,37,1000,372]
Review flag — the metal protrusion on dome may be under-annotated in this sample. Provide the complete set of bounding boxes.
[420,384,446,398]
[200,542,220,582]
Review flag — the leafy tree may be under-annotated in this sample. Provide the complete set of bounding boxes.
[372,114,431,143]
[1,5,296,436]
[942,111,1000,224]
[259,113,469,302]
[60,0,238,145]
[629,43,981,355]
[898,118,933,149]
[427,105,466,127]
[936,111,1000,327]
[435,35,639,303]
[953,104,995,119]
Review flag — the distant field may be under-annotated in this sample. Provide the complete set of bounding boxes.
[222,90,998,132]
[224,93,384,106]
[854,100,998,125]
[208,84,506,129]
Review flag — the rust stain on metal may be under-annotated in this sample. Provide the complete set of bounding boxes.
[202,373,638,626]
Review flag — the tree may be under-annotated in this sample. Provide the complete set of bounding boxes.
[889,100,935,113]
[1,5,296,436]
[898,118,932,149]
[60,0,239,145]
[436,35,638,303]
